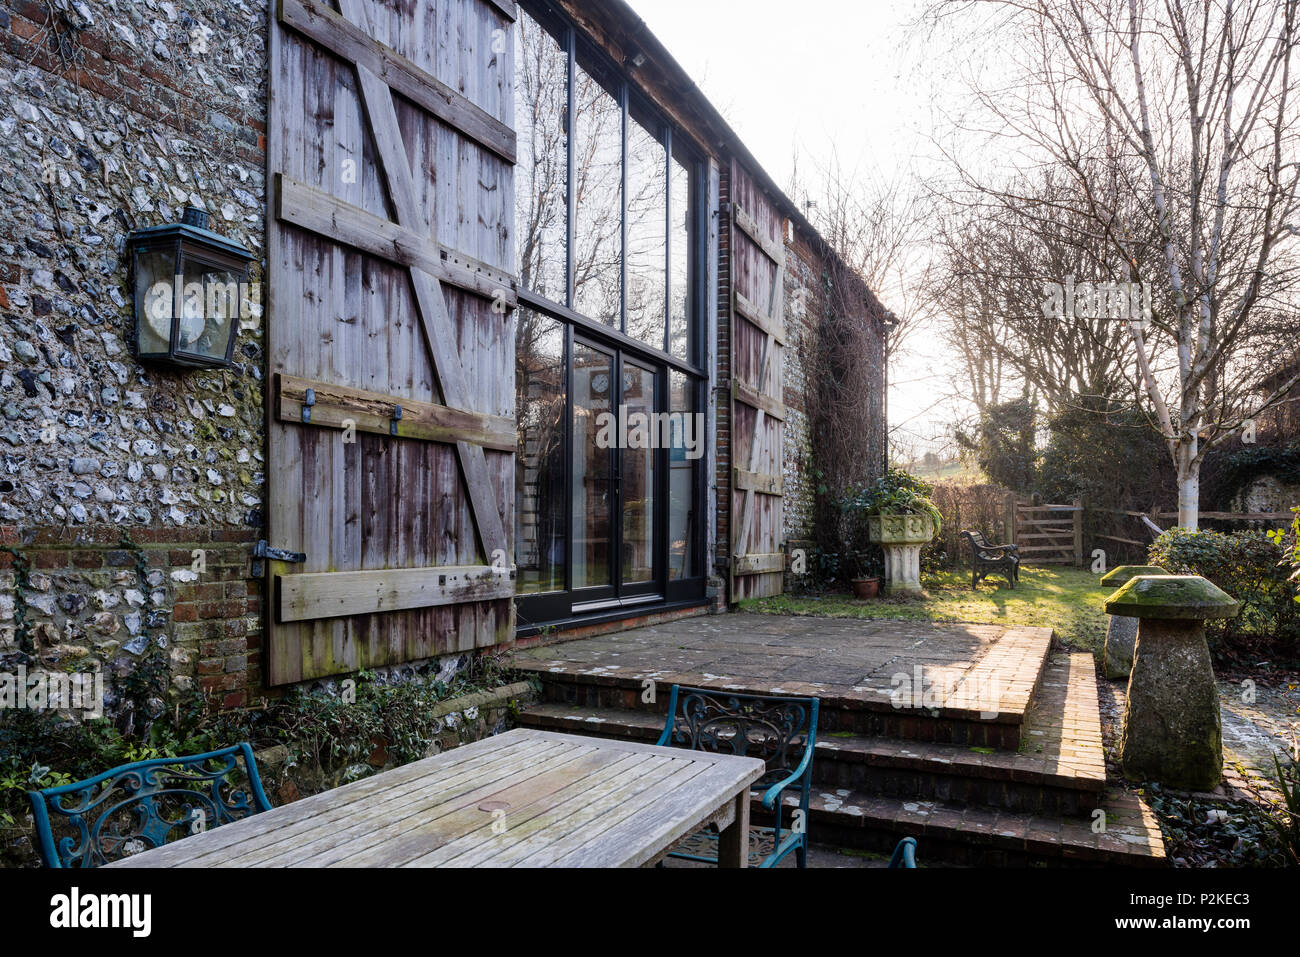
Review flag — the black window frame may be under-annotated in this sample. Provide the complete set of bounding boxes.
[513,0,709,633]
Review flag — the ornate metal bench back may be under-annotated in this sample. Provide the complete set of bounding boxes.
[661,687,818,790]
[27,742,272,868]
[963,530,1012,560]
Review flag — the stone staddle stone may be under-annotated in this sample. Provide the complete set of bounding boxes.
[1099,566,1168,679]
[1104,575,1239,791]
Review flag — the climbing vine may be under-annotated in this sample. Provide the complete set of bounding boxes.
[0,547,35,660]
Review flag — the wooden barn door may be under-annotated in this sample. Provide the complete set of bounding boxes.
[264,0,519,684]
[729,162,787,600]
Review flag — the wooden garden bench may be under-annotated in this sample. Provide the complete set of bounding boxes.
[961,529,1020,589]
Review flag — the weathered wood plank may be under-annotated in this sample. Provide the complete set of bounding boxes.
[716,789,751,868]
[347,22,508,559]
[732,552,785,576]
[403,751,659,867]
[106,732,542,866]
[278,564,515,623]
[732,378,786,421]
[265,0,515,683]
[509,759,712,867]
[732,177,787,581]
[438,754,677,867]
[279,0,516,163]
[733,202,785,265]
[226,739,575,867]
[105,730,765,870]
[276,174,518,308]
[479,0,519,22]
[544,760,763,868]
[733,468,783,496]
[733,289,788,346]
[318,746,612,866]
[276,373,515,452]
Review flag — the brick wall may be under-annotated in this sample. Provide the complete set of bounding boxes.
[0,0,269,717]
[0,524,261,719]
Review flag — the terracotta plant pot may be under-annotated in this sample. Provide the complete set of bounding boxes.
[851,577,881,599]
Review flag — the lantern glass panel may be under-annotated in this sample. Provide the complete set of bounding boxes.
[137,248,176,356]
[179,257,240,363]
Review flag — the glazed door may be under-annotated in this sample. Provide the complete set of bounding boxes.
[570,339,664,612]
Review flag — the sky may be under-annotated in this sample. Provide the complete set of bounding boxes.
[631,0,970,455]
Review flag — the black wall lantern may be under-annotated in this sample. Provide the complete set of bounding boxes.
[128,206,255,369]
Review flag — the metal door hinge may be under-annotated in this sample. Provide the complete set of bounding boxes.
[252,540,307,577]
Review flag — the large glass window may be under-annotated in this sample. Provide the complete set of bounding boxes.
[572,56,623,326]
[668,370,696,580]
[621,361,657,584]
[626,101,667,350]
[515,310,567,594]
[572,341,613,589]
[512,3,705,628]
[512,5,697,353]
[669,141,693,361]
[514,12,568,304]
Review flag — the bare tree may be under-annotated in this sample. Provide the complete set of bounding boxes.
[932,0,1300,528]
[928,170,1159,414]
[798,152,932,353]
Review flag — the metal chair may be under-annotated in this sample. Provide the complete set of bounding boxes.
[888,836,918,868]
[27,742,272,868]
[657,685,818,868]
[961,529,1020,589]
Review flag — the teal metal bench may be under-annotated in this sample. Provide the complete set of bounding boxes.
[27,742,272,868]
[657,686,818,868]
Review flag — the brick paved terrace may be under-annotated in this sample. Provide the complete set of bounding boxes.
[511,613,1166,867]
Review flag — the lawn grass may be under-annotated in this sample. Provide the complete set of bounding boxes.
[739,566,1110,654]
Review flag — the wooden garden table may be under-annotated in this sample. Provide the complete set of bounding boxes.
[106,729,765,868]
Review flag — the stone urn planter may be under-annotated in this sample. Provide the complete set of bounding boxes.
[1104,574,1239,791]
[868,512,937,596]
[1098,565,1168,679]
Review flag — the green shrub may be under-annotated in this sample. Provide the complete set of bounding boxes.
[1268,755,1300,867]
[954,397,1038,491]
[0,653,521,866]
[1148,527,1300,662]
[1276,508,1300,605]
[848,468,943,532]
[835,469,943,580]
[1036,400,1173,509]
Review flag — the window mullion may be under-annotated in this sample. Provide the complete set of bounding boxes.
[620,80,629,336]
[664,124,672,356]
[566,26,576,310]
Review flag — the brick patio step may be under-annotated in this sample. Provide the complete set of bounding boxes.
[517,652,1107,815]
[514,623,1052,750]
[512,617,1054,750]
[797,786,1166,867]
[509,618,1167,865]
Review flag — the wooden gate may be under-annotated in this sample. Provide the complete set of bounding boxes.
[1012,499,1083,567]
[729,162,787,600]
[264,0,519,684]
